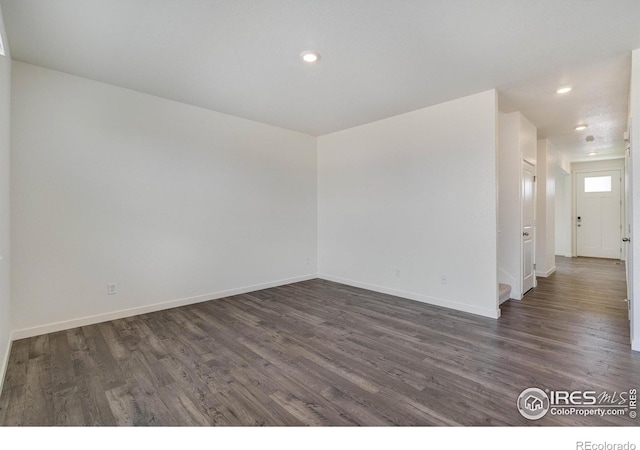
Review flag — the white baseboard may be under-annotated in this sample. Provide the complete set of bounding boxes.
[632,338,640,353]
[11,274,317,340]
[0,338,12,397]
[318,273,500,319]
[536,266,556,278]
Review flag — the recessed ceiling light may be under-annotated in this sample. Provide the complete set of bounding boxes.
[556,86,572,94]
[300,51,320,63]
[588,152,598,156]
[575,124,588,131]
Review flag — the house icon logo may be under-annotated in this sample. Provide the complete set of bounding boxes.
[525,395,543,411]
[517,388,550,420]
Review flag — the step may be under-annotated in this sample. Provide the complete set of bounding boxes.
[499,283,511,303]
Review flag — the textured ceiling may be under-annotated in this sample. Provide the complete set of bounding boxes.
[1,0,639,161]
[498,55,632,162]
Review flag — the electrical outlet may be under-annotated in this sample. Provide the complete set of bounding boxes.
[108,283,117,295]
[441,275,447,285]
[395,268,401,277]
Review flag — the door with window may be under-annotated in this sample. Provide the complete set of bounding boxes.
[576,170,622,259]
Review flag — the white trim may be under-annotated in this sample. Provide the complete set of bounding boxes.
[0,339,12,396]
[572,165,625,259]
[318,273,501,319]
[633,338,640,353]
[521,159,537,297]
[536,266,556,278]
[11,274,317,340]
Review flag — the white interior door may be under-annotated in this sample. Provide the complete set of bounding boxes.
[624,144,633,332]
[576,170,622,259]
[522,161,535,294]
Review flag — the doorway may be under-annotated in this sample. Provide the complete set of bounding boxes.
[576,169,622,259]
[522,160,535,294]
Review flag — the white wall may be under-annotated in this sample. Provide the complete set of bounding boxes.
[555,168,572,257]
[557,152,571,174]
[497,112,521,297]
[318,90,500,319]
[520,115,537,166]
[497,111,537,299]
[572,159,625,175]
[630,48,640,352]
[535,139,556,277]
[11,62,318,337]
[0,5,11,392]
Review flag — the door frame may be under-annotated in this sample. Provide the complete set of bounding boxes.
[624,141,634,341]
[574,168,623,259]
[571,159,626,259]
[521,159,536,295]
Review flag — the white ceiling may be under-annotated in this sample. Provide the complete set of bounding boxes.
[1,0,639,162]
[498,55,632,162]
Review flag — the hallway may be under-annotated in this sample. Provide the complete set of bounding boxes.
[499,256,638,423]
[503,256,631,349]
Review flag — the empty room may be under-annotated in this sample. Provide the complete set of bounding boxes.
[0,0,639,442]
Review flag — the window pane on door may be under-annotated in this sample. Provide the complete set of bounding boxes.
[584,176,612,193]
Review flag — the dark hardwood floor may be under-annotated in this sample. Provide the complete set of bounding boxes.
[1,257,638,426]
